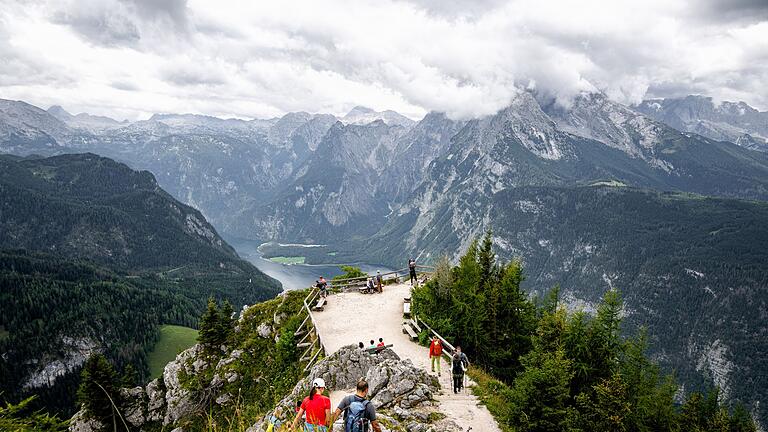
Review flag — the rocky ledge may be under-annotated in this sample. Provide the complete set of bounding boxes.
[248,345,462,432]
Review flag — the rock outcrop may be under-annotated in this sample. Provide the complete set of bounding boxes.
[248,345,461,432]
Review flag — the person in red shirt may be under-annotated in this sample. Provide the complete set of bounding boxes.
[376,338,385,348]
[429,336,443,376]
[292,377,331,431]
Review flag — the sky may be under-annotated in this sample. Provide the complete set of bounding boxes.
[0,0,766,121]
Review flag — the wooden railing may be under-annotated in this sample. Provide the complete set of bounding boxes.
[415,316,456,359]
[327,265,435,290]
[295,288,324,372]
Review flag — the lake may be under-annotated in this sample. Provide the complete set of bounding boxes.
[228,237,395,291]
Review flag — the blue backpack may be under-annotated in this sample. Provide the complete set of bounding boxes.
[345,399,370,432]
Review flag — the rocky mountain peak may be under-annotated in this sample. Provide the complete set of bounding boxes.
[47,105,73,120]
[341,105,417,128]
[635,95,768,151]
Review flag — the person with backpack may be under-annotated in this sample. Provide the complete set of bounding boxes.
[451,346,469,394]
[375,271,383,293]
[291,378,331,431]
[330,379,381,432]
[429,336,443,376]
[408,258,417,286]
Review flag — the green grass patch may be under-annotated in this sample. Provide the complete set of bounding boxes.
[147,325,199,379]
[467,366,514,432]
[0,325,8,341]
[268,256,306,264]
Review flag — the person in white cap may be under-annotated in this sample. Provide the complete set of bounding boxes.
[292,377,331,431]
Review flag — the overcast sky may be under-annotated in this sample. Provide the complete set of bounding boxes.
[0,0,766,121]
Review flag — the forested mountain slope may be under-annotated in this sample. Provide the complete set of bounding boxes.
[366,185,768,426]
[0,153,281,415]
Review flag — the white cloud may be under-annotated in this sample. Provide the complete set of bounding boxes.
[0,0,765,121]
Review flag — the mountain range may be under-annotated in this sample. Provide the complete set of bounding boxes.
[2,91,768,426]
[635,95,768,152]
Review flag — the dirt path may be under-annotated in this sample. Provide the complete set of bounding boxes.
[313,283,502,432]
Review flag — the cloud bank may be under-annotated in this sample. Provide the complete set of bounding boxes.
[0,0,765,120]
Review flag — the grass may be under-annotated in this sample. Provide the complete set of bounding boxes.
[147,325,199,379]
[467,366,514,432]
[268,256,306,264]
[0,325,8,341]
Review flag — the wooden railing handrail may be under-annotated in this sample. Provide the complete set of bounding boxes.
[416,317,456,359]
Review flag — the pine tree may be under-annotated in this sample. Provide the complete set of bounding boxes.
[77,354,123,429]
[121,364,138,387]
[478,229,496,289]
[199,297,224,348]
[509,348,575,432]
[218,300,236,343]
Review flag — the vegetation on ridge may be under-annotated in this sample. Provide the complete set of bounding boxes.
[412,231,757,432]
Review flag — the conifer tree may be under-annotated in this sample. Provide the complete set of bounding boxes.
[77,354,123,428]
[478,229,496,289]
[509,348,574,432]
[218,300,236,343]
[199,297,224,348]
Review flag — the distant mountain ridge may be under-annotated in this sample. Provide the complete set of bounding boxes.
[635,95,768,151]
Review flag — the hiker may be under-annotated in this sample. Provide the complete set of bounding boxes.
[292,378,331,431]
[429,336,442,376]
[358,341,365,350]
[408,258,417,286]
[375,271,383,293]
[317,276,328,298]
[368,339,376,350]
[330,379,382,432]
[265,406,284,432]
[376,338,385,349]
[451,346,469,393]
[366,277,375,294]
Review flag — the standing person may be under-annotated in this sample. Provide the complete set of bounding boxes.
[451,346,469,394]
[375,271,383,293]
[318,276,328,298]
[292,378,331,431]
[408,258,417,286]
[330,379,382,432]
[429,336,443,376]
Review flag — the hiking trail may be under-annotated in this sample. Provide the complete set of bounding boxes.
[313,283,502,432]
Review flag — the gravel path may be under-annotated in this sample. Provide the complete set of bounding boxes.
[313,283,502,432]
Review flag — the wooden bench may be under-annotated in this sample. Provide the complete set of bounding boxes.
[403,302,411,317]
[312,297,327,311]
[365,344,394,354]
[402,322,418,340]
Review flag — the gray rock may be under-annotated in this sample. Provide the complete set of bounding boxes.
[252,345,438,430]
[146,378,166,422]
[257,323,272,338]
[120,386,146,427]
[216,393,232,405]
[68,409,103,432]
